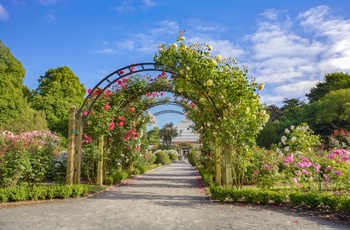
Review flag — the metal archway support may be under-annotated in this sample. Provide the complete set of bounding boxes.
[153,110,184,116]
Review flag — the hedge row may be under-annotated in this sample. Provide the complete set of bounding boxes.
[209,185,350,216]
[0,184,91,202]
[195,165,350,217]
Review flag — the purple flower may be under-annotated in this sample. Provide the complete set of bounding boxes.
[333,149,349,155]
[334,170,343,176]
[292,178,298,183]
[323,174,329,180]
[284,154,294,165]
[325,166,332,172]
[313,163,321,173]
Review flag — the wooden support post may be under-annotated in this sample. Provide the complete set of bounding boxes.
[73,118,83,184]
[223,143,233,189]
[96,136,104,186]
[66,107,76,185]
[215,138,222,186]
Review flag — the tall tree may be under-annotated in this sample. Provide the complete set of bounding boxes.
[31,66,86,137]
[159,123,178,146]
[306,72,350,103]
[0,40,30,127]
[147,127,161,145]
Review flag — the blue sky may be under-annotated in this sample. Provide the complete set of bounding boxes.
[1,0,350,129]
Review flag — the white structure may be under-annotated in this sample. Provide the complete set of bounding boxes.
[172,119,200,159]
[172,119,200,144]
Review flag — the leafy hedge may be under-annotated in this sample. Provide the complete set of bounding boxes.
[0,184,91,202]
[209,185,350,216]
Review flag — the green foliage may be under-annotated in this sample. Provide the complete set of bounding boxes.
[0,185,91,202]
[31,66,86,137]
[340,197,350,216]
[159,123,178,146]
[289,192,304,206]
[0,131,60,187]
[147,127,161,145]
[0,40,32,128]
[307,72,350,103]
[188,151,198,166]
[154,151,171,165]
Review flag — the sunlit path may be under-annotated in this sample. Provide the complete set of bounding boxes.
[0,163,348,230]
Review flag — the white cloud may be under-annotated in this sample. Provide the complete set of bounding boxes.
[113,0,136,13]
[274,80,319,99]
[0,4,10,21]
[244,6,350,105]
[142,0,156,8]
[96,20,179,55]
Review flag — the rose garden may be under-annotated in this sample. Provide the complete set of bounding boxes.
[1,33,350,220]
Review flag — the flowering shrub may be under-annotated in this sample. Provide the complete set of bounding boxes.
[0,130,60,187]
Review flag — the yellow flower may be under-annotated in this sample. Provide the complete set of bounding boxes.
[206,79,213,86]
[245,107,250,114]
[170,43,177,49]
[258,83,265,90]
[178,88,183,93]
[186,66,191,71]
[179,36,185,41]
[208,45,212,51]
[211,59,217,65]
[216,55,222,61]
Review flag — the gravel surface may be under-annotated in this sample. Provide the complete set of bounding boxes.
[0,162,349,230]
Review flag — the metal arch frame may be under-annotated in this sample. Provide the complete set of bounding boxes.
[77,62,173,119]
[153,110,184,116]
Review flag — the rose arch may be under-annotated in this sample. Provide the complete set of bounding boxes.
[66,34,269,188]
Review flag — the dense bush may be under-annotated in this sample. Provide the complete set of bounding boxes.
[188,151,198,166]
[154,151,171,165]
[0,131,61,187]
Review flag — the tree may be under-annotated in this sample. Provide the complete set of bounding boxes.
[31,66,86,137]
[0,40,31,127]
[306,72,350,103]
[147,127,161,145]
[159,123,178,146]
[313,88,350,133]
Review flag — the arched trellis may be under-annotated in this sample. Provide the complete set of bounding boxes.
[66,62,225,186]
[153,110,184,116]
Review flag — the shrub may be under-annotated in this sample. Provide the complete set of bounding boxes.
[210,185,229,202]
[303,192,321,209]
[228,189,243,202]
[188,151,198,166]
[289,192,304,206]
[320,193,340,211]
[113,171,129,183]
[340,197,350,216]
[154,151,171,165]
[27,186,46,200]
[168,152,178,161]
[54,185,72,199]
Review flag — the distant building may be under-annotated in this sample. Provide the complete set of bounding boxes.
[172,119,200,159]
[172,119,200,144]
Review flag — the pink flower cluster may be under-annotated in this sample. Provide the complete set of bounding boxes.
[327,149,350,164]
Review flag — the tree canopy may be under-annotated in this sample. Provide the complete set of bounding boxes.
[31,66,86,137]
[0,40,31,127]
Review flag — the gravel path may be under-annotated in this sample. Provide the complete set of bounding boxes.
[0,162,349,230]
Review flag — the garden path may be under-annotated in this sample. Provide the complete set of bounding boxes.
[0,162,349,230]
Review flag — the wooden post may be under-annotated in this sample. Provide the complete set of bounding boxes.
[223,143,233,189]
[73,118,83,184]
[66,107,76,185]
[215,138,222,186]
[96,136,104,186]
